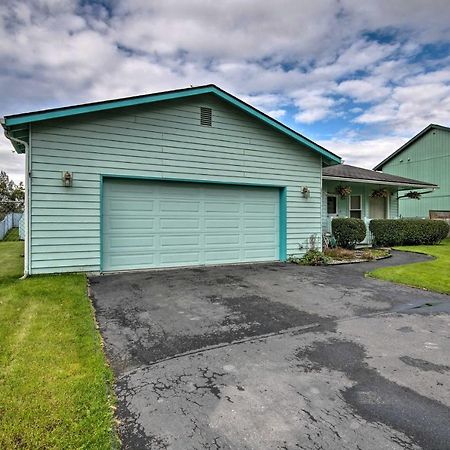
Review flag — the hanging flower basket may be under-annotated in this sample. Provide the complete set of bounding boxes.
[370,188,390,198]
[335,185,352,198]
[405,191,421,199]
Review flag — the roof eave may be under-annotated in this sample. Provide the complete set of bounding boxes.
[3,85,341,164]
[2,121,28,154]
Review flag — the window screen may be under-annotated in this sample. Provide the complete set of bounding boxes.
[350,195,362,219]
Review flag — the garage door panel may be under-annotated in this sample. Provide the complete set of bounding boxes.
[160,201,200,213]
[204,234,240,245]
[110,253,155,267]
[204,202,241,213]
[160,235,200,247]
[102,179,280,271]
[204,249,241,263]
[243,248,278,259]
[107,199,155,212]
[205,218,240,229]
[106,218,156,230]
[160,252,201,265]
[107,235,155,249]
[244,202,277,213]
[159,218,200,230]
[244,233,277,244]
[244,218,277,229]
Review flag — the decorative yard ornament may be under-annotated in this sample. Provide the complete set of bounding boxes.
[335,185,352,198]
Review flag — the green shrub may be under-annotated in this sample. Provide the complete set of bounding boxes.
[301,249,330,266]
[369,219,449,247]
[331,218,366,249]
[288,250,330,266]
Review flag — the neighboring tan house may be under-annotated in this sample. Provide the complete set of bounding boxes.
[2,84,342,275]
[322,164,437,242]
[374,124,450,219]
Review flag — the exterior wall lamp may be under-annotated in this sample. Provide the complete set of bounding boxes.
[301,186,310,198]
[62,171,73,187]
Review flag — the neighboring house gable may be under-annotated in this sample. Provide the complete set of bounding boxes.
[374,124,450,218]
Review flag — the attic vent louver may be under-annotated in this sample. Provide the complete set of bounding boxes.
[200,107,212,126]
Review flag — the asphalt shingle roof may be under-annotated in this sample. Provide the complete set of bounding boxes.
[322,164,437,188]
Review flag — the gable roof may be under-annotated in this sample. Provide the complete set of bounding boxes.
[323,164,438,189]
[373,124,450,170]
[2,84,341,164]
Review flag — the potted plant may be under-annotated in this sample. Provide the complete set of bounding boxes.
[370,188,390,198]
[405,191,421,199]
[335,185,352,198]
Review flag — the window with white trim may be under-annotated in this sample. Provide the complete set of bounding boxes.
[349,195,362,218]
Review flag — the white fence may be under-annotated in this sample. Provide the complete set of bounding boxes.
[0,212,23,240]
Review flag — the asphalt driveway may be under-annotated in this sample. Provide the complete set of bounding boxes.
[90,252,450,450]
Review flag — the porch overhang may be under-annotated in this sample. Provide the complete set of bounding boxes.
[322,175,438,190]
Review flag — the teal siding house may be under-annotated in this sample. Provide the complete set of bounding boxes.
[3,85,343,275]
[321,164,436,242]
[374,124,450,219]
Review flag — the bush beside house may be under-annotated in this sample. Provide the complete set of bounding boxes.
[331,218,366,249]
[370,219,449,247]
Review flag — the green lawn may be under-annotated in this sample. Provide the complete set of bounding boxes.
[370,238,450,295]
[0,242,118,449]
[1,228,20,241]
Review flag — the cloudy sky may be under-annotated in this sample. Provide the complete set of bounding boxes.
[1,0,450,182]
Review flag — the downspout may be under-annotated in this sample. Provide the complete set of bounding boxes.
[3,126,30,279]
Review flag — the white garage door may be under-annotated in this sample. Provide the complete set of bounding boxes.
[102,178,280,271]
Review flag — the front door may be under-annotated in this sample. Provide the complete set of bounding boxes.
[369,197,387,219]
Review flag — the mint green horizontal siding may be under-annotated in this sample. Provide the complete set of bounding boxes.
[382,128,450,218]
[30,94,322,274]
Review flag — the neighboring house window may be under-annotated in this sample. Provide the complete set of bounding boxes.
[349,195,362,218]
[327,195,337,215]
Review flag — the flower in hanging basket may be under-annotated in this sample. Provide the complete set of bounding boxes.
[405,191,421,199]
[370,188,390,198]
[335,185,352,198]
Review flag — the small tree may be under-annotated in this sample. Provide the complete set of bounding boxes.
[0,171,24,220]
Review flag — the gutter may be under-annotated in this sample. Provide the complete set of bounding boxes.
[322,175,438,189]
[398,189,438,199]
[2,123,30,279]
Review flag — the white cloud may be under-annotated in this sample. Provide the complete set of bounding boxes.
[319,135,409,169]
[354,71,450,134]
[335,79,391,103]
[1,0,450,182]
[293,89,337,123]
[0,135,25,183]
